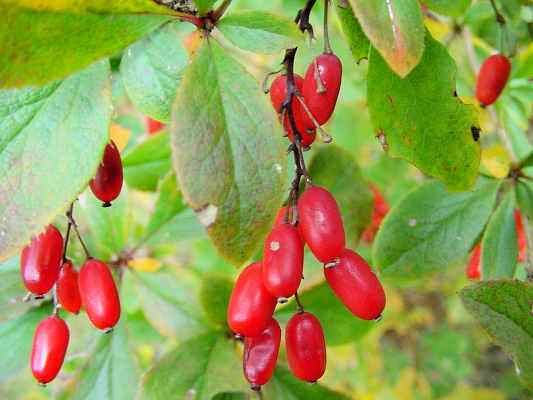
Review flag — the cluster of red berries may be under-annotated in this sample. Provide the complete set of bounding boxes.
[227,186,386,390]
[466,209,527,280]
[22,141,124,385]
[269,51,342,147]
[476,53,511,107]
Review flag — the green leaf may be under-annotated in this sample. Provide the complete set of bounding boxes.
[0,7,170,88]
[423,0,472,17]
[0,61,111,262]
[308,145,373,248]
[121,22,190,123]
[367,31,480,191]
[276,282,373,346]
[460,280,533,390]
[0,304,51,383]
[218,11,303,54]
[122,131,172,191]
[0,0,178,14]
[0,257,31,322]
[71,323,139,400]
[130,269,208,338]
[263,366,350,399]
[139,333,249,399]
[516,180,533,220]
[199,273,233,328]
[170,38,287,265]
[348,0,424,77]
[481,191,518,280]
[334,0,370,62]
[373,179,500,281]
[195,0,218,15]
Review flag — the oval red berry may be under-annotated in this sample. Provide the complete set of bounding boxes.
[79,259,121,330]
[243,318,281,389]
[297,186,345,263]
[227,262,277,337]
[56,260,82,314]
[302,53,342,125]
[514,209,527,263]
[20,225,63,295]
[90,141,123,207]
[146,117,165,135]
[466,244,481,280]
[324,249,386,320]
[263,224,304,299]
[475,54,511,106]
[31,315,70,384]
[285,312,326,382]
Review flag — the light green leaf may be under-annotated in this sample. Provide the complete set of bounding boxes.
[276,282,373,346]
[121,22,190,123]
[481,191,518,280]
[195,0,218,15]
[0,0,177,14]
[308,145,373,248]
[516,180,533,220]
[218,11,304,54]
[122,131,172,191]
[0,61,112,262]
[0,257,30,322]
[423,0,472,17]
[170,38,287,265]
[139,333,249,399]
[0,7,170,88]
[348,0,424,77]
[373,179,500,281]
[71,323,139,400]
[368,32,480,191]
[461,280,533,390]
[334,0,370,62]
[199,273,233,328]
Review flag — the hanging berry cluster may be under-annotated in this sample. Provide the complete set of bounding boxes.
[21,141,123,385]
[227,0,386,390]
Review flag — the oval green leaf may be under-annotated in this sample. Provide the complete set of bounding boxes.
[334,0,370,62]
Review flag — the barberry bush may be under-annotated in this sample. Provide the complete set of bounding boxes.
[0,0,532,399]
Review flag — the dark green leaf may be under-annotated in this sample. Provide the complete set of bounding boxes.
[0,257,30,322]
[139,333,249,399]
[0,0,177,14]
[373,179,500,281]
[481,191,518,280]
[423,0,472,17]
[195,0,218,15]
[461,280,533,390]
[348,0,424,77]
[170,38,287,265]
[199,273,233,328]
[122,131,172,191]
[218,11,303,54]
[308,145,373,248]
[0,61,111,262]
[121,22,190,123]
[516,180,533,220]
[334,0,370,62]
[368,32,480,191]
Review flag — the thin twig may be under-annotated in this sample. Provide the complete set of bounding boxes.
[294,292,304,313]
[323,0,332,54]
[66,203,91,259]
[210,0,232,22]
[62,204,73,262]
[295,0,317,38]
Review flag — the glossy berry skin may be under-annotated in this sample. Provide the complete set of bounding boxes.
[146,117,165,135]
[20,225,63,295]
[243,318,281,389]
[263,224,304,299]
[302,53,342,125]
[297,186,345,263]
[89,141,123,207]
[324,249,386,320]
[56,260,81,314]
[227,262,277,337]
[285,312,326,382]
[270,74,316,146]
[466,244,481,280]
[476,54,511,106]
[362,185,389,243]
[515,210,527,263]
[31,316,69,384]
[79,259,121,330]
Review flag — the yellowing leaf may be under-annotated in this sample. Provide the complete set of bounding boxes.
[460,96,492,132]
[128,257,162,272]
[481,144,512,179]
[424,17,450,41]
[442,384,505,400]
[393,368,432,399]
[109,123,131,152]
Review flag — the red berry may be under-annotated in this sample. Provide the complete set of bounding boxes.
[324,249,386,320]
[362,185,389,243]
[79,259,121,330]
[475,54,511,106]
[297,186,345,263]
[263,224,304,300]
[270,74,316,146]
[243,318,281,389]
[56,260,81,314]
[90,141,123,207]
[20,225,63,295]
[302,53,342,125]
[285,312,326,382]
[146,117,165,135]
[466,244,481,280]
[31,316,69,384]
[227,262,277,337]
[515,209,527,263]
